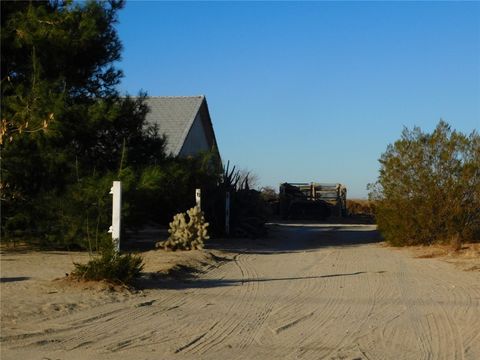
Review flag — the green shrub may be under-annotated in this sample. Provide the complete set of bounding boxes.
[71,240,144,284]
[369,121,480,246]
[156,206,209,251]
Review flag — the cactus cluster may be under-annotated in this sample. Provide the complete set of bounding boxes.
[156,206,209,251]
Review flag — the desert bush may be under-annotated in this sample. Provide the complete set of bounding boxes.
[369,120,480,246]
[156,206,209,251]
[71,239,144,285]
[347,199,376,217]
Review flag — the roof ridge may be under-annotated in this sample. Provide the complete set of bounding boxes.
[144,95,204,99]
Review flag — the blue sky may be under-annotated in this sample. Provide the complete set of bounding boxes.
[116,1,480,198]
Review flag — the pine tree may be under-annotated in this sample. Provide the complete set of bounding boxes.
[1,1,166,246]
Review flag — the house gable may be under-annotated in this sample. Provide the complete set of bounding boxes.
[178,113,210,157]
[143,96,218,158]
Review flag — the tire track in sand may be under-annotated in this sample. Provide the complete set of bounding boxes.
[2,224,479,360]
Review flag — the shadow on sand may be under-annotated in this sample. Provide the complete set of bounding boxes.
[0,276,31,283]
[206,223,382,255]
[124,222,381,254]
[136,224,382,289]
[132,223,382,290]
[136,271,368,290]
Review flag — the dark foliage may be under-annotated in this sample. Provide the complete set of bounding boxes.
[0,1,170,248]
[230,189,268,238]
[202,161,268,238]
[129,151,222,227]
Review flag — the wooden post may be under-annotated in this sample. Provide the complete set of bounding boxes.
[225,191,230,236]
[108,181,122,253]
[341,186,347,217]
[195,188,201,210]
[334,183,340,217]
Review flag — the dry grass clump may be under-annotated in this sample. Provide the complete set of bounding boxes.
[411,242,479,272]
[413,242,480,259]
[458,243,480,258]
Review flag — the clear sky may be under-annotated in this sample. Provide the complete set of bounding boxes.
[116,1,480,198]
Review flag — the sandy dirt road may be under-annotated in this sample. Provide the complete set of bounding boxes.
[1,224,479,360]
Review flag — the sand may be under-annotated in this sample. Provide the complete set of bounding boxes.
[1,224,479,359]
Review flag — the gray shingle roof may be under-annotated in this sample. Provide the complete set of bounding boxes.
[144,96,205,156]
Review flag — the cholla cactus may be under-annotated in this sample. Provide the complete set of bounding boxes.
[156,206,209,251]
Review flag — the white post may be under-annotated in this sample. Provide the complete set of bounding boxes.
[225,191,230,236]
[108,181,122,253]
[195,188,201,210]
